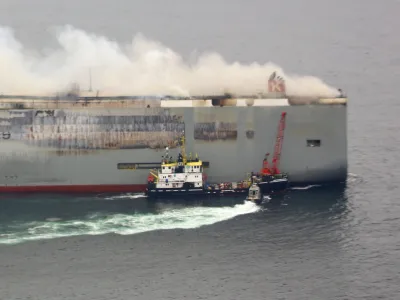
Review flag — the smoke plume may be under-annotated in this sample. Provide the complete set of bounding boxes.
[0,25,340,97]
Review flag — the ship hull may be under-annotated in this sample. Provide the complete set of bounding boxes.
[0,99,347,192]
[258,179,289,195]
[0,184,147,193]
[146,188,249,199]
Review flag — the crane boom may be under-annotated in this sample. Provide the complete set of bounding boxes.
[271,111,287,174]
[260,111,287,176]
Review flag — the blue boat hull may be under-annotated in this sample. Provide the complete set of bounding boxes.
[145,187,249,199]
[258,178,289,195]
[146,175,289,199]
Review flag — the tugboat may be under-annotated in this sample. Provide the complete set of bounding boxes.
[145,135,252,199]
[246,183,263,204]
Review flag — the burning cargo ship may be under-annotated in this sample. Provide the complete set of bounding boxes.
[0,73,347,193]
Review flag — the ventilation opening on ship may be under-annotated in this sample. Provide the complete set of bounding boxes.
[307,139,321,147]
[211,93,234,107]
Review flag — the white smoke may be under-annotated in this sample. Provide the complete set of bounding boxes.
[0,25,340,97]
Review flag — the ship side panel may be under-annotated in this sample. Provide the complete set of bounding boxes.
[0,104,347,189]
[279,105,347,184]
[188,104,347,184]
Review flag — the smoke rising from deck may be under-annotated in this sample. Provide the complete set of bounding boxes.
[0,25,340,97]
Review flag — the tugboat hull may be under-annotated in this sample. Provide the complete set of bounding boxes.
[245,183,263,205]
[146,187,249,199]
[258,178,289,195]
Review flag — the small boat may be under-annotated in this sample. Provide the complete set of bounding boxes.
[250,170,289,195]
[145,135,251,199]
[246,183,263,204]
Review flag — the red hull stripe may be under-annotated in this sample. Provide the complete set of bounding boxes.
[0,184,147,193]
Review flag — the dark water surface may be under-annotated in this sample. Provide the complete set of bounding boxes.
[1,0,400,299]
[0,184,361,300]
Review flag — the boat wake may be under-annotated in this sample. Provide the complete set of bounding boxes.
[290,185,321,190]
[0,201,260,245]
[347,173,363,184]
[103,193,147,200]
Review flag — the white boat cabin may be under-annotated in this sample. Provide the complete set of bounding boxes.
[246,183,262,202]
[154,146,205,189]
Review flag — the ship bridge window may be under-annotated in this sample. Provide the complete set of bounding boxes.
[307,139,321,147]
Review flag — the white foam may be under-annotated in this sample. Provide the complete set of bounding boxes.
[103,193,146,200]
[290,185,321,190]
[0,201,260,245]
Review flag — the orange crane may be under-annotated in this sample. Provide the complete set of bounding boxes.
[260,111,287,176]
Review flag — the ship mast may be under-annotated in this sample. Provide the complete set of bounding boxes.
[179,132,187,164]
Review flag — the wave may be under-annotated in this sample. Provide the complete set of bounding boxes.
[0,200,260,245]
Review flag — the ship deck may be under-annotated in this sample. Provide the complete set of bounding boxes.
[0,93,347,109]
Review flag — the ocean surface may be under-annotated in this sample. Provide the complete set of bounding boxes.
[0,0,399,299]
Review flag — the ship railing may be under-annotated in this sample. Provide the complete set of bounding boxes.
[0,92,287,108]
[0,93,347,110]
[0,98,164,110]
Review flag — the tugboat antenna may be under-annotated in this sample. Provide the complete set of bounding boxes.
[178,128,187,165]
[180,135,187,164]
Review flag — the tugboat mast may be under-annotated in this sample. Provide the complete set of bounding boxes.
[178,129,188,165]
[180,135,187,164]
